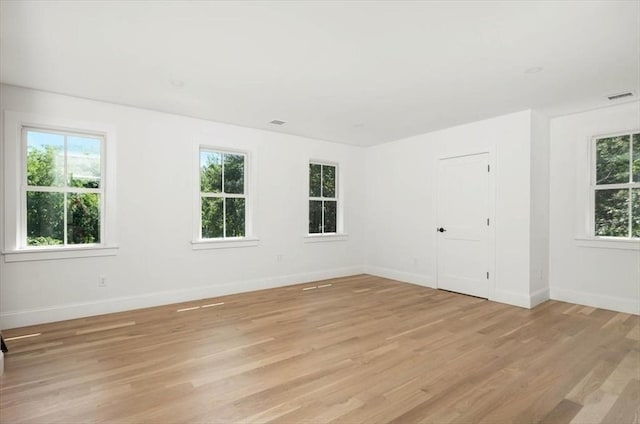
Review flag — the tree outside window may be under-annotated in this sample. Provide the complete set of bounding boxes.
[593,132,640,238]
[200,149,246,239]
[309,162,338,234]
[24,128,103,247]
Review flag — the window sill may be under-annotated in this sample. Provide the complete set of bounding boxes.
[2,245,119,262]
[575,237,640,251]
[191,238,259,250]
[304,233,349,243]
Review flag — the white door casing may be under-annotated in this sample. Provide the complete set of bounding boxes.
[436,152,492,298]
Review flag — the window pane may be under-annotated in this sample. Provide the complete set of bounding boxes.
[309,164,321,197]
[26,130,64,187]
[324,200,337,233]
[67,136,101,188]
[224,154,244,194]
[201,197,223,238]
[596,135,630,184]
[26,191,64,246]
[225,198,245,237]
[633,188,640,238]
[633,133,640,183]
[595,189,629,237]
[200,151,222,193]
[309,200,322,233]
[67,193,101,244]
[323,165,336,198]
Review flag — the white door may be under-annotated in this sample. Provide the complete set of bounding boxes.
[436,153,490,298]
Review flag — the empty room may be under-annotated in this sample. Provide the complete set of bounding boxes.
[0,1,639,423]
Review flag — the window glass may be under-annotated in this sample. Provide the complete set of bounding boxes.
[323,165,336,198]
[27,131,64,187]
[199,149,247,239]
[309,200,323,234]
[26,192,64,246]
[309,163,321,197]
[201,197,224,238]
[224,154,244,194]
[633,134,639,183]
[225,198,245,237]
[24,128,104,247]
[309,162,339,234]
[596,135,630,185]
[67,193,101,244]
[67,136,101,188]
[595,189,629,237]
[324,201,337,233]
[200,151,222,193]
[633,188,640,238]
[593,133,640,239]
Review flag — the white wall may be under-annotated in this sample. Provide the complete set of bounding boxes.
[0,85,365,328]
[549,102,640,314]
[529,110,550,304]
[363,110,539,307]
[2,85,637,329]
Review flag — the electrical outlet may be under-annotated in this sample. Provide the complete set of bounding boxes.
[98,275,107,287]
[276,254,284,263]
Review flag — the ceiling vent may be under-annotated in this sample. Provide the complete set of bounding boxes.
[269,120,286,125]
[607,91,635,101]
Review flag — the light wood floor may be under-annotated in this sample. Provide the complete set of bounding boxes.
[0,274,638,424]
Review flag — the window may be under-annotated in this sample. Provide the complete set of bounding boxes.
[593,132,640,238]
[22,127,104,247]
[309,162,338,234]
[199,148,247,239]
[3,111,117,262]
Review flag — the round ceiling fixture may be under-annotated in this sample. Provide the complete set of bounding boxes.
[524,66,544,74]
[169,79,185,88]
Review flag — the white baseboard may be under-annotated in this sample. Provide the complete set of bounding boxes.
[365,266,547,310]
[490,289,531,308]
[530,287,550,308]
[364,265,435,289]
[549,287,640,315]
[0,266,365,329]
[491,288,549,309]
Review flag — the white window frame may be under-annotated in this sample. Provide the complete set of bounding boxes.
[192,145,258,250]
[588,130,640,241]
[2,111,118,262]
[305,160,347,242]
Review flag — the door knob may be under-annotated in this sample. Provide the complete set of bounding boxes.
[437,227,446,232]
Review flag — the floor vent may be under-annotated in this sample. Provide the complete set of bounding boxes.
[202,302,224,308]
[177,306,200,312]
[303,283,332,291]
[5,333,42,341]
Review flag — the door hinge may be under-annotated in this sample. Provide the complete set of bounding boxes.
[486,272,489,279]
[487,218,490,226]
[487,164,490,172]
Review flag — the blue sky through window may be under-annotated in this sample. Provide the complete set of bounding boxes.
[27,130,102,188]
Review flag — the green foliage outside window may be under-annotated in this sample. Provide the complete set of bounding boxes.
[200,151,246,238]
[594,133,640,238]
[309,163,337,234]
[25,131,102,246]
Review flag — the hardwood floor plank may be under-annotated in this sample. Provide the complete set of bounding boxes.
[539,399,583,424]
[600,378,640,424]
[601,350,640,395]
[1,274,638,424]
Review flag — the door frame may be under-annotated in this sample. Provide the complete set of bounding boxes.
[435,149,496,300]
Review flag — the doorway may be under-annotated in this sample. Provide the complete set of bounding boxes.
[436,152,492,298]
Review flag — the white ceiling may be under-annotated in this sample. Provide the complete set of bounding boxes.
[1,1,638,147]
